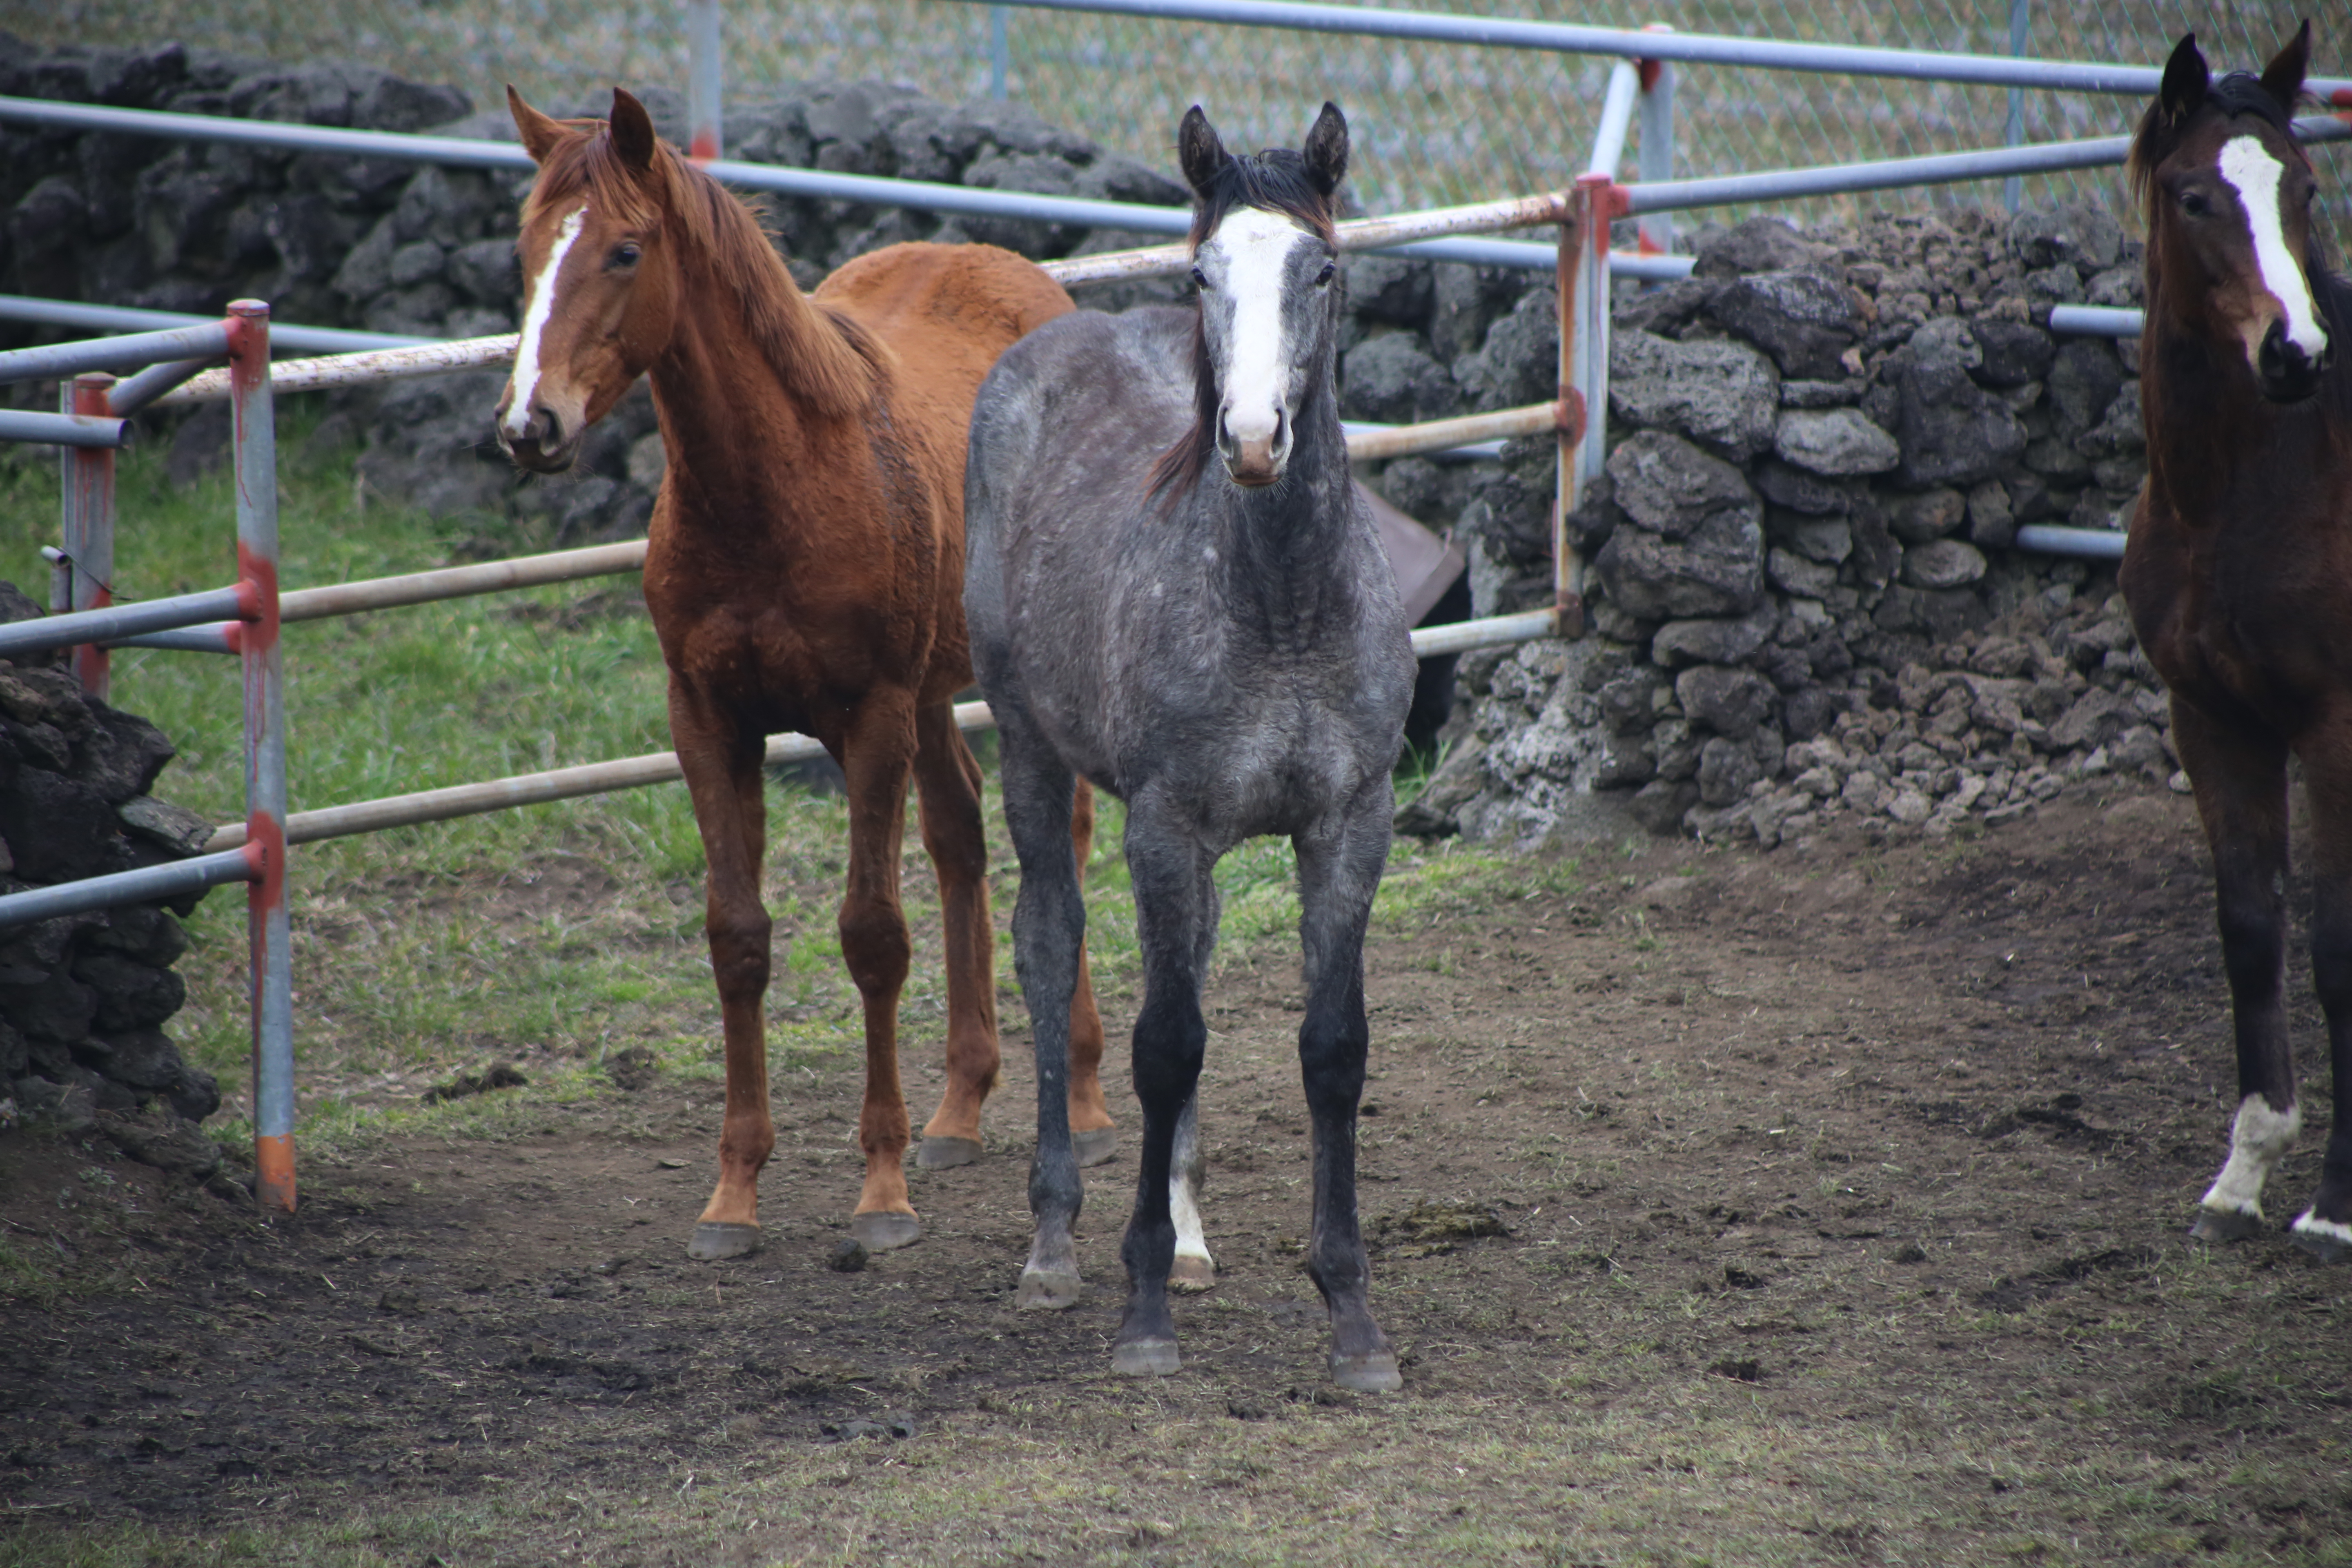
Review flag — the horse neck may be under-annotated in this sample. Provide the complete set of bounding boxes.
[2141,282,2347,516]
[645,247,864,517]
[1206,357,1364,611]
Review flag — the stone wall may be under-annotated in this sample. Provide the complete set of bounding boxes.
[0,586,223,1138]
[1391,206,2169,850]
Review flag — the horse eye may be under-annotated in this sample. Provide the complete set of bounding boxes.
[1315,263,1336,286]
[1190,267,1209,290]
[612,242,642,267]
[2180,191,2210,217]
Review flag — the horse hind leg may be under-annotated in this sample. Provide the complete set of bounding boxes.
[1169,1092,1215,1292]
[998,725,1089,1310]
[2174,702,2298,1244]
[1069,779,1120,1169]
[909,702,999,1172]
[2290,735,2352,1261]
[838,693,923,1252]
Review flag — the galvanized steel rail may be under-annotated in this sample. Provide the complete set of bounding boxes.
[947,0,2352,99]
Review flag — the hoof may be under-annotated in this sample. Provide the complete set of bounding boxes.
[2290,1214,2352,1264]
[1111,1336,1181,1377]
[1074,1127,1119,1167]
[2190,1205,2266,1244]
[688,1221,762,1261]
[917,1135,983,1170]
[1169,1254,1216,1294]
[849,1211,922,1252]
[1330,1350,1403,1394]
[1016,1267,1084,1311]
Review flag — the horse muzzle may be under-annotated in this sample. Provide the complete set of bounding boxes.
[2255,319,2332,403]
[1216,403,1291,488]
[497,403,581,474]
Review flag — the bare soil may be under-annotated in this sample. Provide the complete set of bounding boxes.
[6,783,2352,1565]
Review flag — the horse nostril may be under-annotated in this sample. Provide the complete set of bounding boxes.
[1271,405,1288,452]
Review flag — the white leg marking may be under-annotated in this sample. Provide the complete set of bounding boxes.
[2201,1093,2301,1219]
[1200,207,1310,452]
[503,204,589,439]
[2291,1212,2352,1247]
[2219,137,2329,359]
[1171,1165,1213,1266]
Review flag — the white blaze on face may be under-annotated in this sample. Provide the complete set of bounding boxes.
[1204,206,1313,451]
[2218,136,2329,359]
[503,203,589,439]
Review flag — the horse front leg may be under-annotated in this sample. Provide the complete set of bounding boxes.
[2292,717,2352,1261]
[838,690,922,1251]
[1068,779,1120,1168]
[1113,794,1214,1376]
[996,717,1087,1308]
[2174,698,2299,1243]
[1293,781,1402,1392]
[1169,855,1221,1293]
[909,702,999,1170]
[671,690,775,1263]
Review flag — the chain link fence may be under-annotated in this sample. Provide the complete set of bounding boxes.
[13,0,2348,247]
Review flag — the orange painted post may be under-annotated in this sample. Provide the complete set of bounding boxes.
[229,299,295,1214]
[61,371,116,699]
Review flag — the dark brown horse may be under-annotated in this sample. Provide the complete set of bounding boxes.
[493,88,1114,1259]
[2121,24,2352,1259]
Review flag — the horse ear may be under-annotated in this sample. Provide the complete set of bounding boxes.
[2260,18,2310,113]
[2159,33,2209,126]
[508,85,565,165]
[1302,102,1349,197]
[1178,106,1227,200]
[609,88,659,173]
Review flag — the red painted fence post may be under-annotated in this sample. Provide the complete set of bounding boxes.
[229,299,294,1214]
[61,371,115,700]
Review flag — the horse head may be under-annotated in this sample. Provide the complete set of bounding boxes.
[1176,103,1349,488]
[496,87,682,472]
[2132,23,2334,403]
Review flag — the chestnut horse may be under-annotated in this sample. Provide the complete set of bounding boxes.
[493,87,1113,1260]
[2121,25,2352,1259]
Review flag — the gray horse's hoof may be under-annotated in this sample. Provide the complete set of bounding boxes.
[850,1211,922,1252]
[2190,1206,2265,1243]
[1169,1254,1216,1294]
[1074,1127,1119,1167]
[1016,1267,1084,1311]
[2290,1215,2352,1263]
[1330,1350,1403,1394]
[688,1221,762,1261]
[1111,1337,1181,1377]
[917,1135,983,1170]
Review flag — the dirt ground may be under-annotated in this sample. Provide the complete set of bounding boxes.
[6,782,2352,1566]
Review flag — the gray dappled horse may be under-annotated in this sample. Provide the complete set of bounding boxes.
[963,103,1416,1390]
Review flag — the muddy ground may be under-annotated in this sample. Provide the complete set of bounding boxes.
[5,783,2351,1565]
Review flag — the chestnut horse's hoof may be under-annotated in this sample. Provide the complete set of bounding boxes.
[1016,1267,1084,1310]
[1111,1336,1181,1377]
[2190,1205,2266,1243]
[2290,1213,2352,1263]
[688,1221,763,1261]
[917,1136,983,1170]
[850,1210,922,1252]
[1330,1350,1403,1394]
[1169,1254,1216,1293]
[1074,1127,1119,1167]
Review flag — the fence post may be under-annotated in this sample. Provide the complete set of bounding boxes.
[2005,0,2028,213]
[229,299,294,1215]
[687,0,723,160]
[1637,24,1677,255]
[60,371,116,701]
[1555,175,1615,637]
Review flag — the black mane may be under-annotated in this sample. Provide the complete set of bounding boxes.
[1185,148,1338,250]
